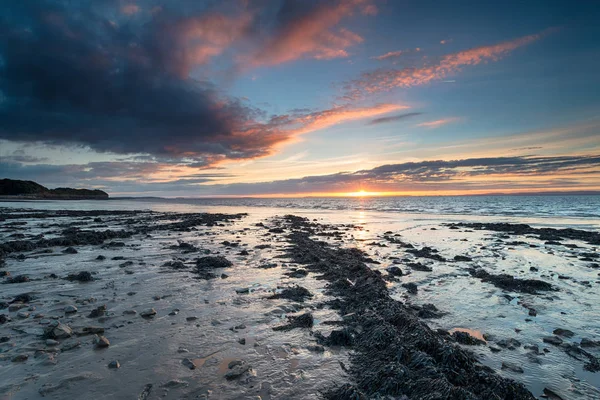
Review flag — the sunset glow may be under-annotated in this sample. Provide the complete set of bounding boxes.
[0,1,598,196]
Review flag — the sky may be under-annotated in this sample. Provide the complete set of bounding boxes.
[0,0,599,197]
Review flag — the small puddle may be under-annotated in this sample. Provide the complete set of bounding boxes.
[449,327,486,342]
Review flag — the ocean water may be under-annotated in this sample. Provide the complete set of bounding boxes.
[118,195,600,218]
[2,195,600,229]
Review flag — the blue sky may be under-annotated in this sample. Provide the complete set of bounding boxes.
[0,0,599,196]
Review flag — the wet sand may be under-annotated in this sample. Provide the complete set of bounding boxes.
[0,205,599,399]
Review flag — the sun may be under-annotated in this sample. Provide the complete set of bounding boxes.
[346,189,370,197]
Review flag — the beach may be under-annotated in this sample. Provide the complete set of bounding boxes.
[0,199,599,399]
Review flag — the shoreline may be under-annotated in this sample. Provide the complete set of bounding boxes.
[0,206,599,398]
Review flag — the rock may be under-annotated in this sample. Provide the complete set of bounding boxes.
[0,336,10,343]
[95,335,110,348]
[96,255,106,260]
[108,360,120,369]
[63,247,78,254]
[236,287,250,294]
[307,345,325,352]
[88,305,107,318]
[12,354,29,362]
[543,388,565,400]
[65,271,93,282]
[186,316,198,322]
[543,336,563,346]
[123,310,137,315]
[225,360,253,380]
[385,266,404,276]
[402,282,418,294]
[196,256,232,269]
[8,303,26,312]
[17,311,30,318]
[268,285,313,302]
[168,309,179,316]
[44,323,73,339]
[528,308,537,317]
[182,358,196,369]
[552,328,574,338]
[501,361,524,373]
[452,331,486,346]
[64,305,78,314]
[46,339,59,346]
[238,338,246,345]
[497,338,521,349]
[4,275,29,284]
[581,338,600,348]
[140,308,157,318]
[273,313,314,331]
[177,347,189,353]
[81,326,105,335]
[454,255,472,262]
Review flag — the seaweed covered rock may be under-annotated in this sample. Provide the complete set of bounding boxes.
[268,285,313,302]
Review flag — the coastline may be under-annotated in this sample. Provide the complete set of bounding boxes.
[0,204,599,399]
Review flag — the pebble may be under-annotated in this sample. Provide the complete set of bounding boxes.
[12,354,29,362]
[177,347,189,353]
[64,305,78,313]
[8,304,26,312]
[182,358,196,369]
[46,339,59,346]
[140,308,157,318]
[95,335,110,348]
[123,310,137,315]
[108,360,120,369]
[45,323,73,339]
[17,311,30,319]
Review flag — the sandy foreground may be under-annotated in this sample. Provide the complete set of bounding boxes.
[0,206,599,399]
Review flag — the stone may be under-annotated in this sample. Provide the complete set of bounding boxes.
[182,358,196,369]
[162,380,188,388]
[552,328,574,338]
[46,339,59,346]
[45,323,73,339]
[12,354,29,362]
[108,360,120,369]
[140,308,157,318]
[64,305,78,314]
[95,335,110,348]
[17,311,30,319]
[238,338,246,345]
[543,336,563,346]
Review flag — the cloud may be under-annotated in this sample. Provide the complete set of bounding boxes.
[346,29,554,96]
[0,1,391,169]
[371,48,421,61]
[368,112,422,125]
[416,117,460,128]
[244,0,376,67]
[4,155,599,195]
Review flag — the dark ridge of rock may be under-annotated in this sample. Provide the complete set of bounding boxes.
[316,328,354,347]
[65,271,94,282]
[281,216,535,400]
[448,222,600,245]
[268,285,313,302]
[468,268,554,294]
[272,312,314,331]
[0,178,109,199]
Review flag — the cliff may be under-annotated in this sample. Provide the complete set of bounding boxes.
[0,179,109,199]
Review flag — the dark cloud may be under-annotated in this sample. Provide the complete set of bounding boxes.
[368,112,422,125]
[0,1,291,166]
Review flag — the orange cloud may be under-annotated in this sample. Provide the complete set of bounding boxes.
[348,29,554,95]
[372,50,403,61]
[246,0,376,67]
[416,117,461,128]
[153,12,253,77]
